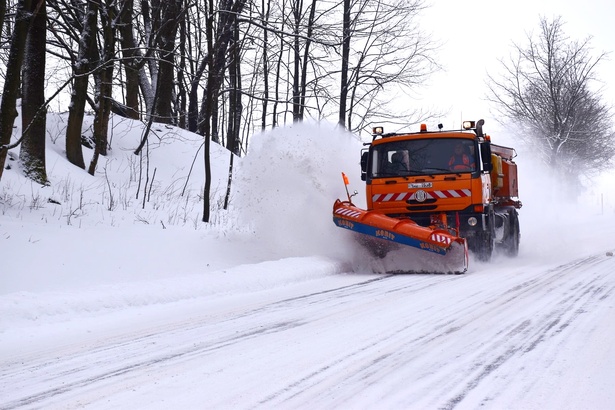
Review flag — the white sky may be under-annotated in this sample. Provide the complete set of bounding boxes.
[419,0,615,131]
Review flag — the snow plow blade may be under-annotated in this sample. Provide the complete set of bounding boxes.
[333,199,468,273]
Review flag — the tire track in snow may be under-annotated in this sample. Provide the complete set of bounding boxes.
[255,254,615,408]
[1,319,310,410]
[0,275,401,409]
[443,254,615,409]
[2,254,614,409]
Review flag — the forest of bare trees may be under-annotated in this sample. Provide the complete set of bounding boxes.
[3,3,613,219]
[0,0,435,169]
[0,0,438,220]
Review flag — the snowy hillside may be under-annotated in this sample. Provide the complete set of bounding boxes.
[1,113,368,313]
[2,113,615,409]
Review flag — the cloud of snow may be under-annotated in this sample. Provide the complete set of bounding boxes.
[495,127,615,265]
[232,121,365,260]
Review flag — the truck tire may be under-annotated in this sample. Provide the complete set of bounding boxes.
[502,210,520,257]
[474,229,494,262]
[469,211,495,262]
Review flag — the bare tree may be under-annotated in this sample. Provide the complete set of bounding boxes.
[64,0,98,169]
[151,0,183,124]
[117,0,141,119]
[0,0,7,37]
[0,0,33,180]
[259,0,271,130]
[338,0,350,127]
[186,2,208,133]
[290,0,316,121]
[200,0,248,222]
[176,8,188,128]
[337,0,437,133]
[0,0,446,222]
[226,16,242,155]
[487,16,615,181]
[88,0,116,175]
[271,0,287,128]
[19,0,48,184]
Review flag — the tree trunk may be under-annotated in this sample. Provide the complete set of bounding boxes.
[176,15,187,129]
[20,0,48,184]
[0,0,33,180]
[133,0,154,116]
[188,58,207,132]
[88,0,116,175]
[226,18,242,155]
[338,0,351,128]
[272,3,286,128]
[202,0,247,222]
[201,0,214,223]
[223,150,234,210]
[291,1,300,121]
[298,0,317,120]
[142,0,157,88]
[0,0,6,37]
[152,0,182,124]
[260,0,270,130]
[65,0,99,169]
[211,89,220,144]
[118,0,140,119]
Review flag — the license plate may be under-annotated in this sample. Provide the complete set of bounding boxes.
[408,182,432,188]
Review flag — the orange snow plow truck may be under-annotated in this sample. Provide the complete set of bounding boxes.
[333,119,521,273]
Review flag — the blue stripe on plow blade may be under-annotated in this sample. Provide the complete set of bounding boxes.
[333,216,448,256]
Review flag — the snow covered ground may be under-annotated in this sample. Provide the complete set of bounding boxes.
[1,115,615,409]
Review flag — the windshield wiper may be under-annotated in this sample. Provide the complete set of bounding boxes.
[376,169,434,178]
[400,169,424,175]
[422,167,451,173]
[423,167,464,175]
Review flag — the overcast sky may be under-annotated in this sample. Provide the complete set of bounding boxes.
[418,0,615,132]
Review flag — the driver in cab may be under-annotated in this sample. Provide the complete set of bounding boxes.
[448,143,474,171]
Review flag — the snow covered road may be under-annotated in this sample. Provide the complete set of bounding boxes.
[3,253,615,409]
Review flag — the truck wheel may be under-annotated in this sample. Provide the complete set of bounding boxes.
[469,211,495,262]
[503,211,520,257]
[474,228,494,262]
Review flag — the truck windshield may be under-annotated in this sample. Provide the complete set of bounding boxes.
[370,138,477,178]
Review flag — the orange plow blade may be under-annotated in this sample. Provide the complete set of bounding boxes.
[333,199,468,273]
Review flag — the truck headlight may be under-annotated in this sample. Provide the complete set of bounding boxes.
[468,217,478,226]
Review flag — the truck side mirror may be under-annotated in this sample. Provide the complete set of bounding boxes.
[360,151,368,181]
[480,142,493,172]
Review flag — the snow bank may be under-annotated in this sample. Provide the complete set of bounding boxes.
[0,255,348,330]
